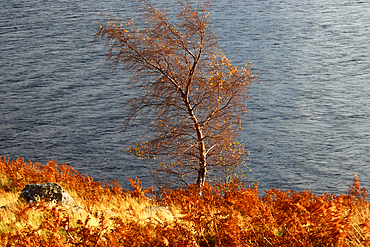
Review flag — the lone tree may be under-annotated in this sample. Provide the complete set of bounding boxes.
[95,0,258,187]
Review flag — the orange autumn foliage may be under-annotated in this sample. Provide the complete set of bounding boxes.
[0,156,370,246]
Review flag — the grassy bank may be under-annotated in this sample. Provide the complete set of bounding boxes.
[0,156,369,246]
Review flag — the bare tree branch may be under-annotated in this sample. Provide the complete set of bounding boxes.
[95,0,258,188]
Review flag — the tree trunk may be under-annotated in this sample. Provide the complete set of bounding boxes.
[196,138,207,187]
[182,91,208,187]
[196,164,207,187]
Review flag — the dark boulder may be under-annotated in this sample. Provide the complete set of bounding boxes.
[18,182,76,209]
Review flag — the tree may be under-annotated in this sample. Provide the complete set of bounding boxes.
[95,0,258,188]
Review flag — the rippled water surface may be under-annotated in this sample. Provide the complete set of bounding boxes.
[1,0,369,194]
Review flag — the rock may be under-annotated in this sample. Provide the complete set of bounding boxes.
[18,182,76,209]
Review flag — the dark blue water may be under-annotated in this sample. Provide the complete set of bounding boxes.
[1,0,370,194]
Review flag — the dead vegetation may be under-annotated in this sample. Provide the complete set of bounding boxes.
[0,156,369,246]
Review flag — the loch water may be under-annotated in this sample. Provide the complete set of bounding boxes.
[1,0,370,195]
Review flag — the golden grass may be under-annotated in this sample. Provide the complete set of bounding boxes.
[0,156,370,246]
